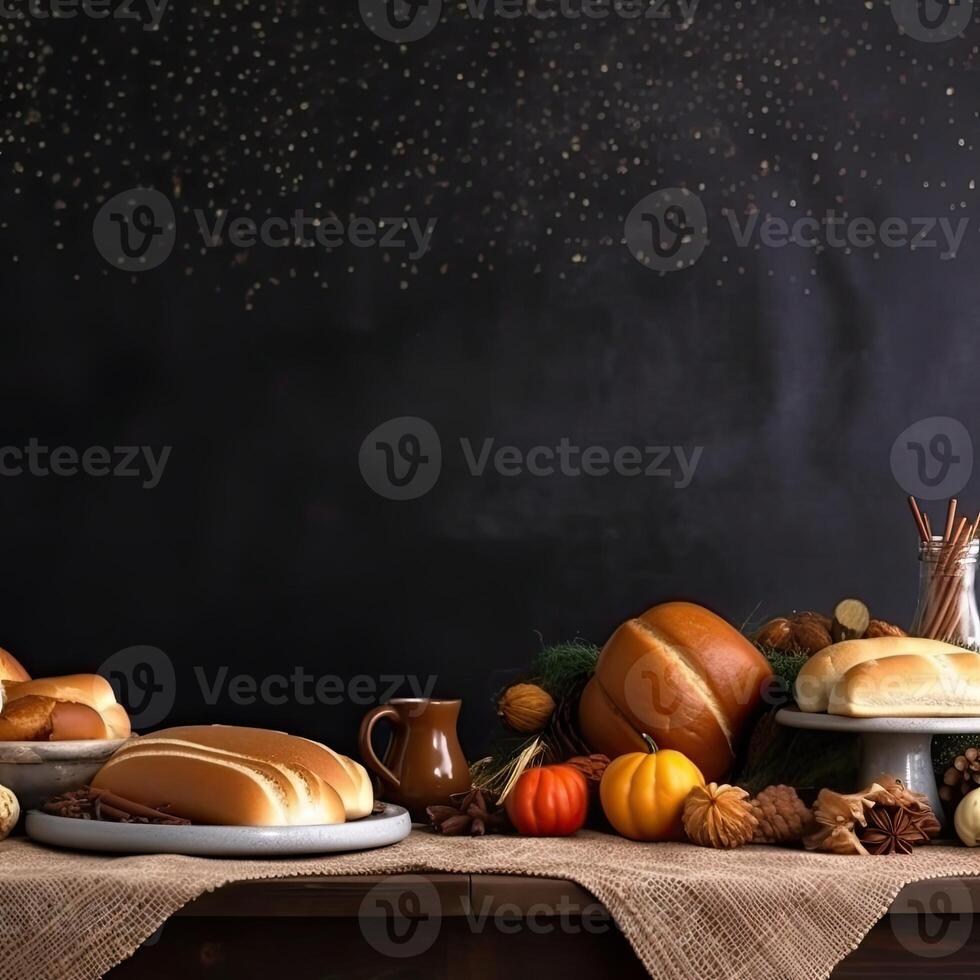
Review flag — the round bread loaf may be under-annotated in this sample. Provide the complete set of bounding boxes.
[578,602,774,781]
[0,695,108,741]
[92,725,372,825]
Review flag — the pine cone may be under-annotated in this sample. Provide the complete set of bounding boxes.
[940,747,980,804]
[683,783,757,849]
[749,785,813,845]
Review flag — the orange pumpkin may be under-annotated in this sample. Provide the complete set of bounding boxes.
[505,764,589,837]
[599,735,704,841]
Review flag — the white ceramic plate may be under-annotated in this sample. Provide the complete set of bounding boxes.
[25,803,411,856]
[776,706,980,734]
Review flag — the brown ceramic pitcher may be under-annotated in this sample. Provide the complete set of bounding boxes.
[358,698,470,819]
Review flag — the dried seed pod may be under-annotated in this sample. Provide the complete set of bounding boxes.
[682,783,757,849]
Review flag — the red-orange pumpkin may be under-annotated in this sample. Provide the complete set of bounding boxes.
[504,764,589,837]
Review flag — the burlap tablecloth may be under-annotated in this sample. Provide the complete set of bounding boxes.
[1,830,980,980]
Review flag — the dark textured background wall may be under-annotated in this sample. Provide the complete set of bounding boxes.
[1,0,978,756]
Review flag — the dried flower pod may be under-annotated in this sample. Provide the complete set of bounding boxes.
[682,783,757,849]
[865,620,907,639]
[857,804,922,855]
[803,787,876,855]
[749,785,813,845]
[871,775,940,841]
[565,754,610,788]
[498,683,555,733]
[940,747,980,803]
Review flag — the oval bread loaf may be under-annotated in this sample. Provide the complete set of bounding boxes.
[828,651,980,717]
[92,725,373,825]
[794,637,965,712]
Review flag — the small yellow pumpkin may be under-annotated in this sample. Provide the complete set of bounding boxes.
[599,735,705,841]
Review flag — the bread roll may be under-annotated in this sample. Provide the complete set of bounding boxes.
[92,725,372,826]
[795,637,965,712]
[0,648,30,684]
[828,651,980,717]
[4,674,131,739]
[578,602,774,781]
[0,695,108,740]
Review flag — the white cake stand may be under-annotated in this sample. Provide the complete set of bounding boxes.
[775,707,980,826]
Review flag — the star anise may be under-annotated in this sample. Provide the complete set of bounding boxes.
[426,788,508,837]
[857,804,923,855]
[871,776,941,842]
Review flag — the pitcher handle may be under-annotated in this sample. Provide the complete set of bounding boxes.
[358,704,402,789]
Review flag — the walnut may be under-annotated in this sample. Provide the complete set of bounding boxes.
[498,683,555,733]
[682,783,758,849]
[865,619,907,639]
[795,611,833,631]
[791,619,833,655]
[0,784,19,840]
[755,618,793,650]
[755,614,832,655]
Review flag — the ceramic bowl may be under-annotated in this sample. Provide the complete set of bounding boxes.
[0,738,130,811]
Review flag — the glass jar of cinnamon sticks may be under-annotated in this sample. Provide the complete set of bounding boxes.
[908,497,980,645]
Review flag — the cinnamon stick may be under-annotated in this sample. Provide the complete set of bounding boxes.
[944,498,959,542]
[925,517,970,638]
[908,496,929,542]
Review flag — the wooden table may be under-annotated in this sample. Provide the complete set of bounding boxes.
[107,874,980,978]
